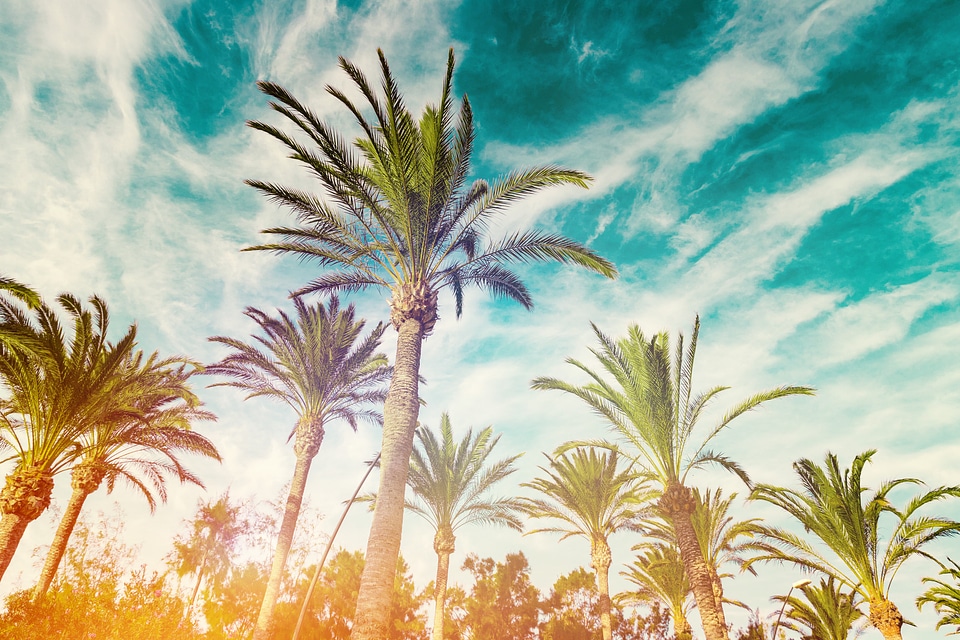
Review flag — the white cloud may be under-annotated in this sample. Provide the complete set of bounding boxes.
[811,273,960,366]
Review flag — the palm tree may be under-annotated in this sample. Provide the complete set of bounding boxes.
[746,450,960,639]
[32,350,221,598]
[531,316,814,640]
[0,293,137,580]
[403,413,523,640]
[520,447,651,640]
[917,558,960,634]
[205,296,390,640]
[244,48,617,639]
[772,576,864,640]
[619,545,694,640]
[170,492,254,616]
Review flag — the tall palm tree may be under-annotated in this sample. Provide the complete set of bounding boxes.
[917,558,960,634]
[244,48,617,639]
[531,316,814,640]
[619,545,694,640]
[403,413,523,640]
[32,351,220,598]
[205,296,390,640]
[746,450,960,639]
[520,447,651,640]
[771,576,864,640]
[0,293,137,580]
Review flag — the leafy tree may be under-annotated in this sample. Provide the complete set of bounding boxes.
[540,567,605,640]
[0,293,138,580]
[461,552,541,640]
[32,350,219,598]
[746,449,960,639]
[205,296,389,639]
[169,491,256,617]
[772,576,864,640]
[278,548,428,640]
[203,561,265,640]
[0,505,200,640]
[532,317,813,640]
[520,447,651,640]
[401,413,523,640]
[917,557,960,634]
[244,47,617,639]
[620,545,693,640]
[540,567,650,640]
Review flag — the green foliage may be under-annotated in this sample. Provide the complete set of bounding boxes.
[747,450,960,603]
[773,576,864,640]
[459,552,541,640]
[0,508,199,639]
[244,49,616,312]
[532,317,814,489]
[540,567,605,640]
[282,549,428,640]
[520,447,650,543]
[540,567,659,640]
[918,557,960,634]
[405,412,524,538]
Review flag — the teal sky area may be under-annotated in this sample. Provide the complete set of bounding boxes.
[1,0,959,634]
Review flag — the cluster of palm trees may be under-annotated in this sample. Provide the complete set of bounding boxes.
[4,43,960,640]
[0,278,220,597]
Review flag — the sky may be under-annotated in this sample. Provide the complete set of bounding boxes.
[1,0,959,634]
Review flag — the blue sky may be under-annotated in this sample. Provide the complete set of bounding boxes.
[2,0,959,633]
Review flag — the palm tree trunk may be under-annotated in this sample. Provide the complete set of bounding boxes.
[252,451,315,640]
[0,514,31,581]
[352,316,425,640]
[188,555,206,616]
[675,613,693,640]
[591,537,613,640]
[33,486,91,598]
[431,549,452,640]
[0,466,55,581]
[33,463,104,599]
[661,484,729,640]
[869,598,904,640]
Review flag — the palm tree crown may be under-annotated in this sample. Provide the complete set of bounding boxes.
[207,296,390,444]
[619,545,693,640]
[245,48,617,323]
[746,449,960,640]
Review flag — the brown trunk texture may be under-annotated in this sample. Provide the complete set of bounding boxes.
[33,471,100,598]
[431,528,455,640]
[352,316,425,640]
[869,598,904,640]
[0,466,55,581]
[252,447,316,640]
[591,537,613,640]
[659,483,729,640]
